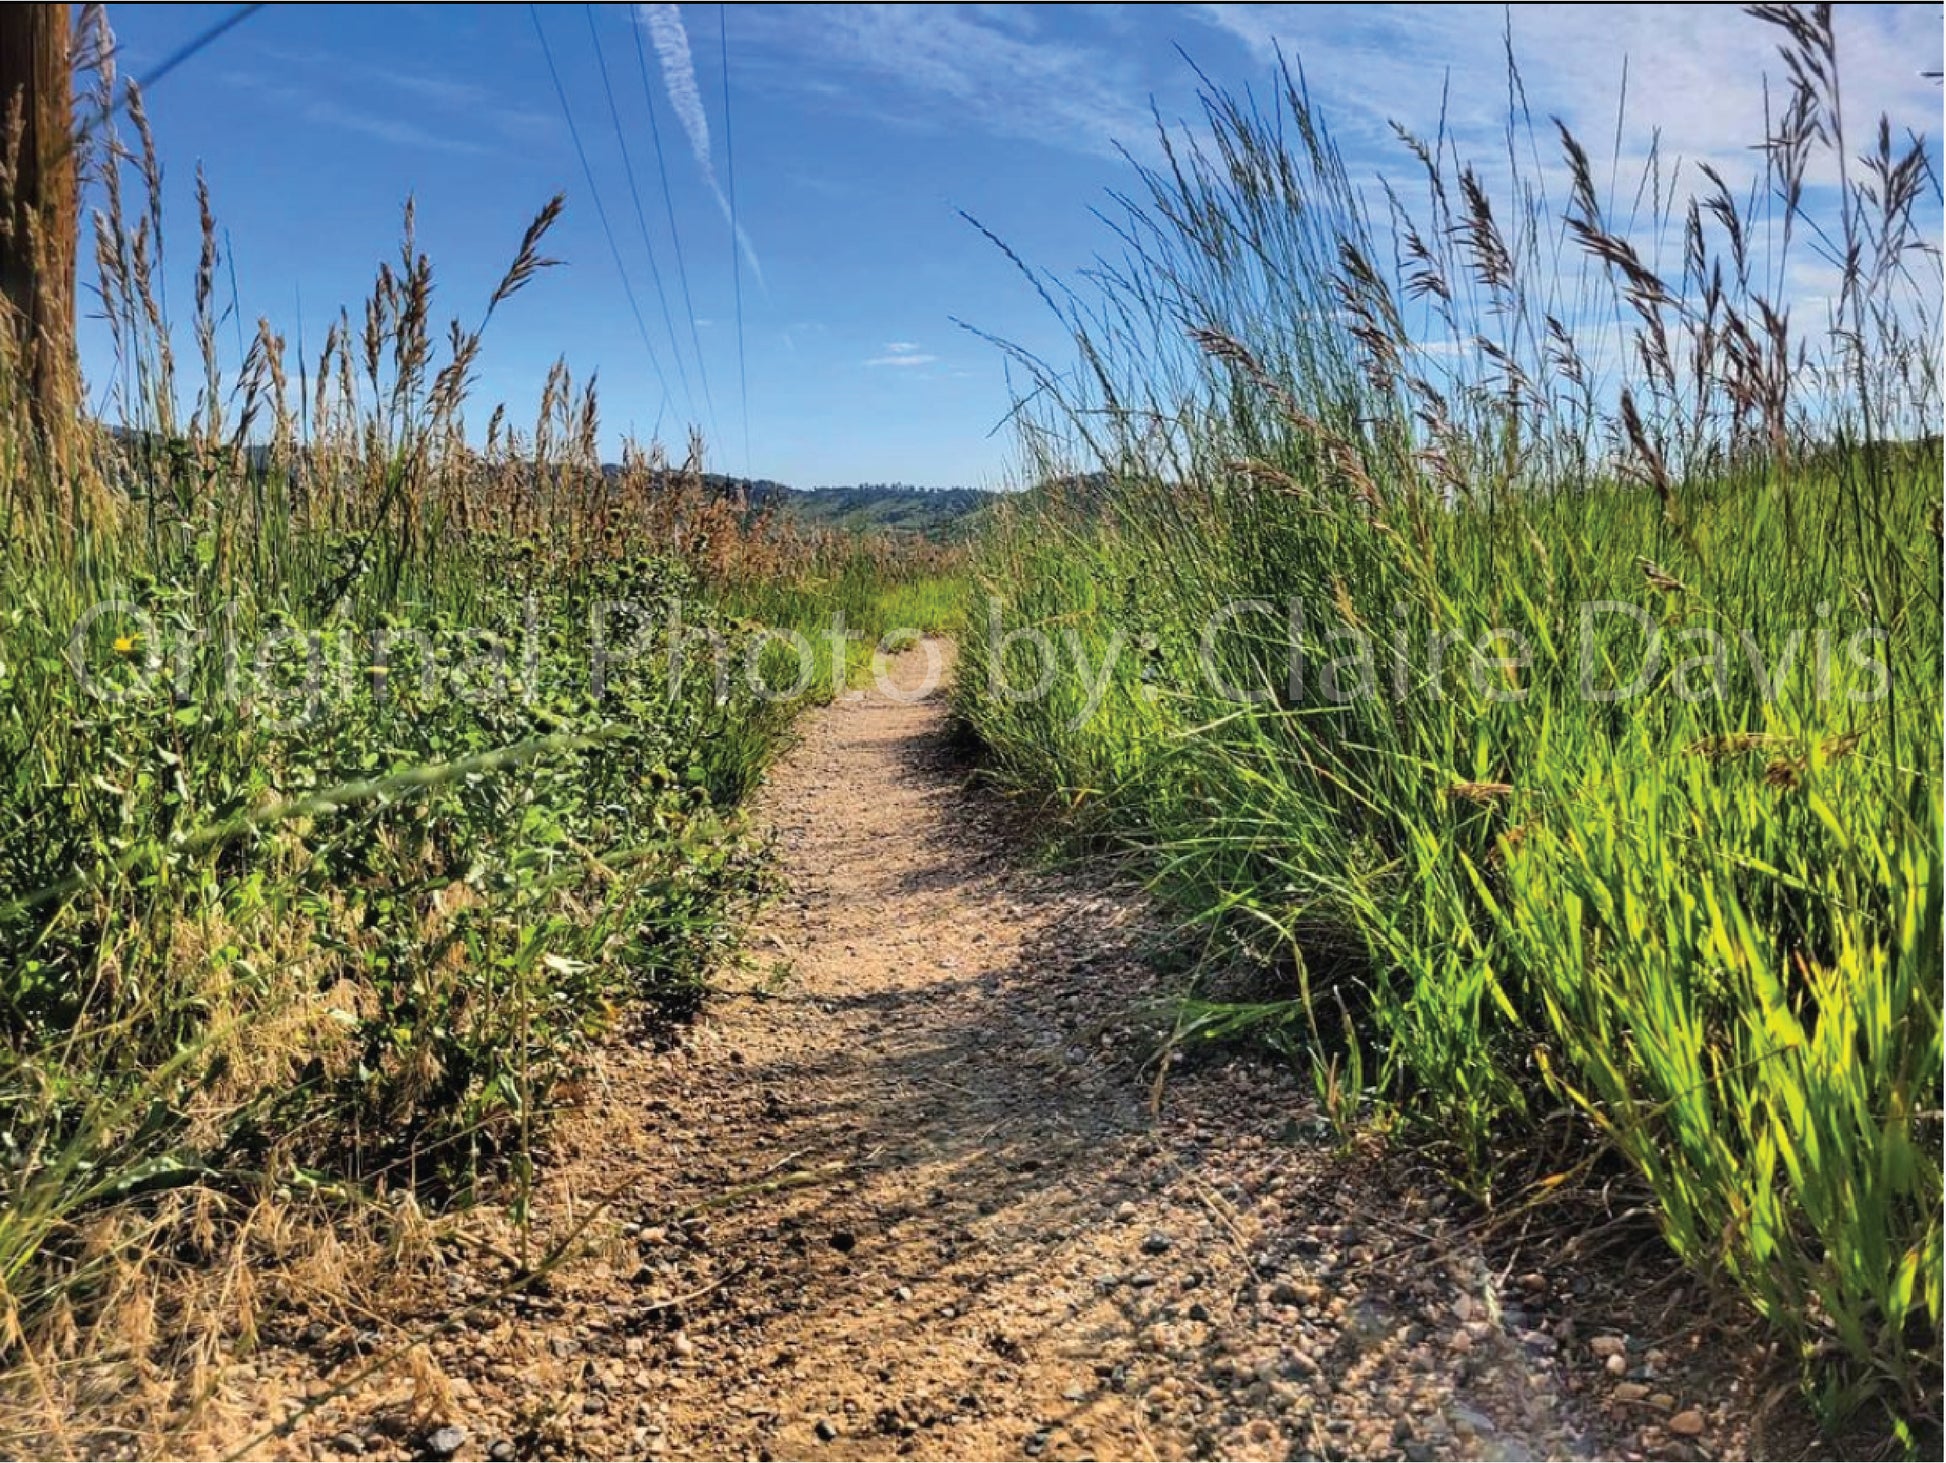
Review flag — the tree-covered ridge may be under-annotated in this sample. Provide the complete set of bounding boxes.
[705,474,1001,538]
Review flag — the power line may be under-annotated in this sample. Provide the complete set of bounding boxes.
[529,2,670,433]
[583,2,694,422]
[629,0,716,435]
[134,3,267,94]
[56,4,268,177]
[719,4,750,475]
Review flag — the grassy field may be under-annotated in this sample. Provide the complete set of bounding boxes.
[955,13,1941,1439]
[1,5,1938,1453]
[0,66,952,1442]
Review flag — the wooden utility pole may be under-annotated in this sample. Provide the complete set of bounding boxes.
[0,3,78,442]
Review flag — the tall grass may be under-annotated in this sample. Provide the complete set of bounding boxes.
[958,6,1940,1432]
[0,17,949,1450]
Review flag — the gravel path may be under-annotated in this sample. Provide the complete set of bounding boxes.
[239,644,1746,1462]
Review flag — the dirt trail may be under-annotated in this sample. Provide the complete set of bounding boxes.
[256,645,1717,1462]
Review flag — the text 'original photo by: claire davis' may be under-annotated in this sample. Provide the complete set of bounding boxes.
[0,5,1941,1462]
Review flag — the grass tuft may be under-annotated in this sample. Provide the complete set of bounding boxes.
[956,9,1940,1436]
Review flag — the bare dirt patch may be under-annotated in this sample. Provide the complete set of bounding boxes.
[222,645,1781,1462]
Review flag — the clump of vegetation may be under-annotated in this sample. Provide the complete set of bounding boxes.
[957,5,1940,1435]
[0,18,949,1451]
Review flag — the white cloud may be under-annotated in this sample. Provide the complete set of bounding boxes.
[229,52,551,153]
[639,4,713,173]
[738,5,1166,160]
[220,72,490,155]
[866,343,939,368]
[300,100,489,156]
[364,66,492,112]
[638,3,765,284]
[1190,3,1942,348]
[738,4,1938,207]
[1194,3,1941,195]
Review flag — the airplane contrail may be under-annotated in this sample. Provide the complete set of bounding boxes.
[638,3,763,285]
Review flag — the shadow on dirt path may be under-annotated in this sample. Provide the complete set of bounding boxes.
[253,644,1744,1462]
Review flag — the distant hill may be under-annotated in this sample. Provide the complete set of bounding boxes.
[699,474,1002,540]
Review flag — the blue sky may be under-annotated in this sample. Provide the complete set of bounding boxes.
[87,3,1941,488]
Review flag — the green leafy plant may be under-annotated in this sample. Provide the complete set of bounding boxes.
[955,5,1940,1434]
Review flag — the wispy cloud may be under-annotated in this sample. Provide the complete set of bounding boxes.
[299,99,490,156]
[365,66,558,141]
[363,65,491,111]
[221,71,489,155]
[232,50,555,150]
[637,3,764,285]
[1188,5,1941,402]
[739,4,1937,205]
[639,3,712,167]
[866,342,938,368]
[1193,3,1942,194]
[739,5,1166,161]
